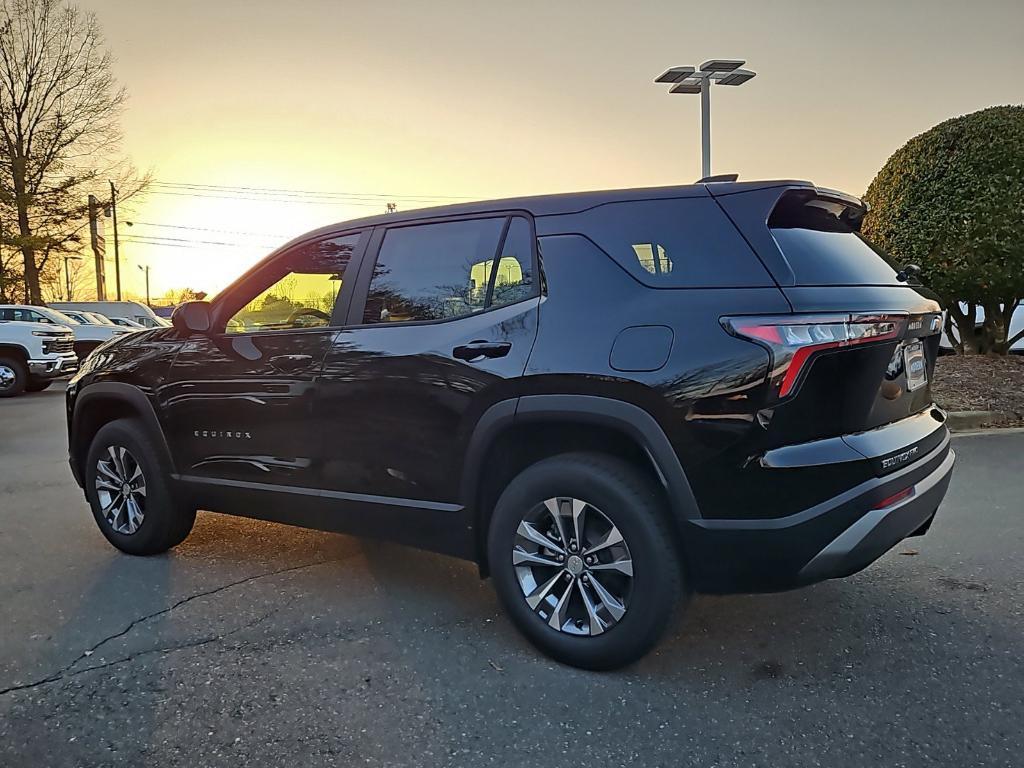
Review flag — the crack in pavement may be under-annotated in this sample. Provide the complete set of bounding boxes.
[0,558,340,696]
[58,609,279,683]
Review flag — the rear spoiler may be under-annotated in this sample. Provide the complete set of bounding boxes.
[811,186,870,230]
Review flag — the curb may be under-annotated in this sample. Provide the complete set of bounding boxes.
[952,427,1024,438]
[945,410,1014,432]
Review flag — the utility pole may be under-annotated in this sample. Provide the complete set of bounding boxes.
[87,195,107,300]
[110,180,122,301]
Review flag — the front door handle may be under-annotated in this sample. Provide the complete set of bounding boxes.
[269,354,314,373]
[452,341,512,361]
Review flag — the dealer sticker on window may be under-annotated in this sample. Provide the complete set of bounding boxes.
[904,341,927,392]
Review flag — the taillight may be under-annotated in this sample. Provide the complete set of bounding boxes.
[722,313,907,398]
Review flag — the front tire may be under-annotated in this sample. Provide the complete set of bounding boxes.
[487,453,683,670]
[0,356,27,397]
[85,419,196,555]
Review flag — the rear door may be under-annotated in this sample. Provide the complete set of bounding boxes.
[314,214,540,554]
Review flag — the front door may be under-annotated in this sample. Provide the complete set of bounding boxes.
[160,231,364,497]
[315,215,540,555]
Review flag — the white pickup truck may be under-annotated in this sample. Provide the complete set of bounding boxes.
[0,304,131,359]
[0,319,78,397]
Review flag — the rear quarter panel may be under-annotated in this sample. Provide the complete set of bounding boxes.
[524,234,789,496]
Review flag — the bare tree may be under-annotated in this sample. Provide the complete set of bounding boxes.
[40,248,85,300]
[0,0,136,304]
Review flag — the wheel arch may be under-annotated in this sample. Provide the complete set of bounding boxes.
[70,382,177,490]
[464,394,702,575]
[0,343,30,362]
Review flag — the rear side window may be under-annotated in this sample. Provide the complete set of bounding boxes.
[362,217,508,324]
[566,198,772,287]
[769,195,900,285]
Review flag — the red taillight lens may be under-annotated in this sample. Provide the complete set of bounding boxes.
[722,313,907,398]
[872,486,915,509]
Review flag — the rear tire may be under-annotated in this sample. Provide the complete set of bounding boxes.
[85,419,196,555]
[25,379,53,392]
[0,356,27,397]
[487,452,683,670]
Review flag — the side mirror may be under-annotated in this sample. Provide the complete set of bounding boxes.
[896,263,922,283]
[171,301,212,335]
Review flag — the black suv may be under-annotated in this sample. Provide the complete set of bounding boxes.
[66,180,955,669]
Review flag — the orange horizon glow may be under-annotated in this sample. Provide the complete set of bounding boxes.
[74,0,1023,300]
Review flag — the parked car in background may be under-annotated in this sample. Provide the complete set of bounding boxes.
[105,316,147,329]
[81,311,121,326]
[939,303,1024,353]
[59,309,119,327]
[0,305,129,360]
[0,318,76,396]
[151,304,176,319]
[67,179,955,669]
[51,301,166,329]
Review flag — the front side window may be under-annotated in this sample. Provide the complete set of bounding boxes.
[29,310,55,324]
[362,217,507,324]
[225,233,358,334]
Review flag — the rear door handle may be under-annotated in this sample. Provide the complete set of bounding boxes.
[269,354,314,373]
[452,341,512,361]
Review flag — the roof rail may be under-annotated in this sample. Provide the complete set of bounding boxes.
[697,173,739,183]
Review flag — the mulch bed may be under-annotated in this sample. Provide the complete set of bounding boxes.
[931,354,1024,427]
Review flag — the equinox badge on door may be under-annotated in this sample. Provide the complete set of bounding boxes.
[193,430,252,439]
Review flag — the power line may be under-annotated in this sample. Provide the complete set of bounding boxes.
[153,180,475,201]
[128,220,292,239]
[124,234,277,249]
[147,189,405,207]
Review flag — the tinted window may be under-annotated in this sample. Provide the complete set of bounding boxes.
[567,198,772,287]
[226,234,358,333]
[362,217,506,324]
[769,196,900,285]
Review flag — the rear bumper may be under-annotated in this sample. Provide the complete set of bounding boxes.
[27,355,78,378]
[797,446,953,582]
[683,430,955,593]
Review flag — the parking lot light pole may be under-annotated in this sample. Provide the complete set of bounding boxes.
[654,60,757,178]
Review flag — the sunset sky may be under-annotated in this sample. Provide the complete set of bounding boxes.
[81,0,1024,298]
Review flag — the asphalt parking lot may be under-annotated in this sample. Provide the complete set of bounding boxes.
[1,385,1022,767]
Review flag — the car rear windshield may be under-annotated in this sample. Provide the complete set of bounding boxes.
[769,194,900,286]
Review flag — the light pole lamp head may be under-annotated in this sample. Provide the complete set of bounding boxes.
[712,68,756,86]
[699,59,745,73]
[669,82,702,94]
[654,66,696,83]
[656,61,755,94]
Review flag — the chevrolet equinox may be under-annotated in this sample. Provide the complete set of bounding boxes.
[66,180,956,669]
